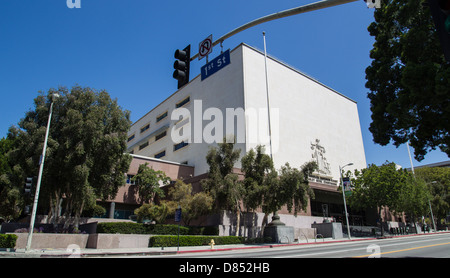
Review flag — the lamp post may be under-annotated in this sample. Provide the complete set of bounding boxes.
[26,93,59,251]
[406,140,437,232]
[429,182,438,232]
[339,163,353,240]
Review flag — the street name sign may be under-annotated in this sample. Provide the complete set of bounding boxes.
[201,49,230,81]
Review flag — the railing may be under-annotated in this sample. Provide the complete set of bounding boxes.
[315,234,325,242]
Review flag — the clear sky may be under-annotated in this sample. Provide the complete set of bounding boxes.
[0,0,448,169]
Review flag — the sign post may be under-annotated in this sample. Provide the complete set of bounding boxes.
[175,207,182,251]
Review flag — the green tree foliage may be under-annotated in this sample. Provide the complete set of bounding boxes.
[397,175,431,231]
[0,136,24,221]
[365,0,450,161]
[276,162,317,216]
[240,145,275,213]
[201,140,243,235]
[5,86,132,227]
[134,203,169,224]
[132,163,170,204]
[240,145,316,231]
[349,162,430,234]
[165,179,214,226]
[414,167,450,224]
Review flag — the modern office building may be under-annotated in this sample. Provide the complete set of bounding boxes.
[127,43,366,180]
[120,43,368,235]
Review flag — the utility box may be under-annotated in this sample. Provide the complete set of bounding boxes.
[311,222,343,239]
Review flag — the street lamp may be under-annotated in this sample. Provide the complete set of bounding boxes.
[429,181,438,232]
[26,93,59,252]
[339,162,353,240]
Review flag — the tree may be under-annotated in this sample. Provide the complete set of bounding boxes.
[414,167,450,225]
[6,86,132,228]
[240,145,274,213]
[201,140,243,235]
[240,145,317,235]
[240,145,277,234]
[132,163,170,204]
[134,203,168,224]
[365,0,450,161]
[348,162,409,235]
[277,162,317,216]
[0,136,24,222]
[262,162,316,221]
[397,175,431,233]
[165,179,213,226]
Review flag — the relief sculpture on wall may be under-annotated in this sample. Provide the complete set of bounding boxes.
[311,139,332,177]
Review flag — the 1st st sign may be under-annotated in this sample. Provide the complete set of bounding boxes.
[201,49,230,81]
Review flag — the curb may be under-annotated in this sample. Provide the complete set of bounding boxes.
[176,231,450,254]
[3,231,449,257]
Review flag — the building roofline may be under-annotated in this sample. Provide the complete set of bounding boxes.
[130,42,356,128]
[405,160,450,170]
[239,43,357,104]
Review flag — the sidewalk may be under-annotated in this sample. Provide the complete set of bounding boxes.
[1,231,448,258]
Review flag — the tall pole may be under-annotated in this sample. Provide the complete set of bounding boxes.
[429,181,438,232]
[26,94,58,251]
[406,140,415,175]
[340,163,353,240]
[407,141,436,232]
[263,31,273,160]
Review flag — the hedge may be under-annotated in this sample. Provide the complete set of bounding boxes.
[149,235,244,247]
[0,234,18,249]
[96,222,218,236]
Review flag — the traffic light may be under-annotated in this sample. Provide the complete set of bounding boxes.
[24,177,33,195]
[428,0,450,62]
[173,45,191,89]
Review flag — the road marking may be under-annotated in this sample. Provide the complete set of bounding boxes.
[353,242,450,258]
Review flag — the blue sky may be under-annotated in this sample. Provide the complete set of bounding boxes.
[0,0,448,169]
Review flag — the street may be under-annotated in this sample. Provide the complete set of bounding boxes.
[149,233,449,258]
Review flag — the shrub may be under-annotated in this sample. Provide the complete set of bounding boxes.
[149,235,244,247]
[96,222,149,234]
[96,222,217,236]
[0,234,18,249]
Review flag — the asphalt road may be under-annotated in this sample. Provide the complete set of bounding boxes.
[156,233,450,258]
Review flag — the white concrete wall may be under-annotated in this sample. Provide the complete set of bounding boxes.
[241,45,366,182]
[128,46,246,176]
[128,43,366,180]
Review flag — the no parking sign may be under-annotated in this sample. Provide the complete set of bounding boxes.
[198,35,213,60]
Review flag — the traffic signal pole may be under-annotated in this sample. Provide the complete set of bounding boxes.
[190,0,358,61]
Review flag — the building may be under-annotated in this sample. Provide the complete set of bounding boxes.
[127,43,366,178]
[119,43,367,235]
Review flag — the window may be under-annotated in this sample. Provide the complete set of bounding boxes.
[139,141,149,150]
[154,150,166,159]
[176,96,190,108]
[174,141,189,151]
[140,123,150,133]
[126,175,135,185]
[127,134,135,142]
[156,111,168,122]
[155,130,167,141]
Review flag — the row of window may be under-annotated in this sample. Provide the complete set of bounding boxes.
[127,96,190,143]
[135,130,189,159]
[152,141,189,159]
